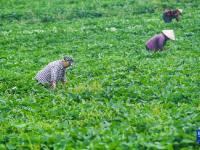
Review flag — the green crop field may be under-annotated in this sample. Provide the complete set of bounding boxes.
[0,0,200,149]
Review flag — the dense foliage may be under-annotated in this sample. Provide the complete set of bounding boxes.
[0,0,200,149]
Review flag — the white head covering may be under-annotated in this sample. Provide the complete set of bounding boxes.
[162,30,176,40]
[177,9,183,13]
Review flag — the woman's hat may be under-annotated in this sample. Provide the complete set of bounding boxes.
[177,9,183,13]
[162,30,175,40]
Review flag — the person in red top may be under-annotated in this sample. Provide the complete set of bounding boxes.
[146,30,175,51]
[163,9,183,23]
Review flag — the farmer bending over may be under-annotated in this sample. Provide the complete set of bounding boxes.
[163,9,183,23]
[146,30,175,51]
[35,56,73,89]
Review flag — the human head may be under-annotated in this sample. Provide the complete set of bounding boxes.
[63,56,74,68]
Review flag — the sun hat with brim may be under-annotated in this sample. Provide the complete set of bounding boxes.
[162,30,175,40]
[177,9,183,13]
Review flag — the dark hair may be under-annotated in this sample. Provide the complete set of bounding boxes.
[64,56,74,64]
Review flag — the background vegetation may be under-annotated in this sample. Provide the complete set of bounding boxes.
[0,0,200,149]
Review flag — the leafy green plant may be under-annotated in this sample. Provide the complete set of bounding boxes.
[0,0,200,149]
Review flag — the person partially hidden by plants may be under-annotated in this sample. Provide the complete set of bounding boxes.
[163,9,183,23]
[146,30,175,51]
[35,56,73,89]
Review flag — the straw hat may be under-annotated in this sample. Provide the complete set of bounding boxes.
[162,30,175,40]
[177,9,183,13]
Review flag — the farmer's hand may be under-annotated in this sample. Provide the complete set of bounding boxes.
[51,81,56,89]
[62,80,67,84]
[62,80,68,89]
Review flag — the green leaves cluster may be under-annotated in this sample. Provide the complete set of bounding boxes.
[0,0,200,149]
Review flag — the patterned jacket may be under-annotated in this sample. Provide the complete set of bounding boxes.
[35,60,66,84]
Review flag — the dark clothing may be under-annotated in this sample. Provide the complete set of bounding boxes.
[163,9,182,23]
[146,33,168,51]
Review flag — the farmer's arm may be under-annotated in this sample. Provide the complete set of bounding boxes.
[175,10,181,21]
[175,15,180,21]
[61,70,67,84]
[50,67,58,88]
